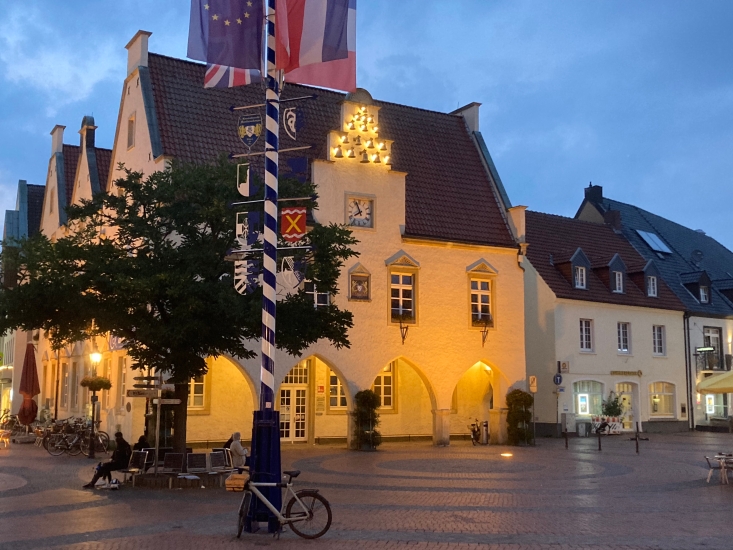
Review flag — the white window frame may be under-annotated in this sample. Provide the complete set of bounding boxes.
[574,266,587,289]
[652,325,666,356]
[579,319,593,352]
[304,281,330,308]
[117,357,127,412]
[329,370,347,410]
[390,272,416,323]
[60,363,69,408]
[649,382,675,417]
[372,363,394,409]
[469,278,492,326]
[188,375,206,409]
[647,276,658,297]
[700,285,709,303]
[102,357,111,409]
[71,361,79,409]
[613,271,624,293]
[617,322,631,354]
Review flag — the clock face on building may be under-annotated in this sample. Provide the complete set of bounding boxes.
[347,197,373,228]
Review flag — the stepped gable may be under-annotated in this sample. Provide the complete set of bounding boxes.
[62,144,80,207]
[26,184,45,237]
[526,211,684,310]
[588,194,733,315]
[146,53,516,248]
[95,148,112,190]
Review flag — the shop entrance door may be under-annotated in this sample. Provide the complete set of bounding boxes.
[279,362,309,442]
[279,387,307,441]
[616,382,636,431]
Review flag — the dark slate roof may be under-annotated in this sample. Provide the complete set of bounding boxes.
[62,144,80,207]
[26,184,45,237]
[95,148,112,191]
[146,53,516,248]
[526,211,684,311]
[583,194,733,317]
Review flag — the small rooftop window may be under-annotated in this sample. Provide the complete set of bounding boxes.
[636,230,671,254]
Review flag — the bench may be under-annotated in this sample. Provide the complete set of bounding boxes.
[120,450,148,486]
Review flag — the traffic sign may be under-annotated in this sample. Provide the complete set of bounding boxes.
[133,383,159,389]
[553,373,563,385]
[153,399,182,405]
[126,389,160,398]
[529,375,537,393]
[133,376,159,381]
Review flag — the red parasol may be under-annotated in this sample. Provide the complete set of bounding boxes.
[17,343,40,425]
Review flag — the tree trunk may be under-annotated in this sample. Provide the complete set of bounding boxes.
[172,383,189,454]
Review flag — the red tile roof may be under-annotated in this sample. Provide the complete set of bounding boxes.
[526,211,685,310]
[146,53,516,248]
[95,147,112,192]
[62,144,80,207]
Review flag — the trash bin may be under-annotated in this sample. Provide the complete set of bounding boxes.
[480,421,489,445]
[577,422,588,437]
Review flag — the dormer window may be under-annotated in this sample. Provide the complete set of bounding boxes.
[613,271,624,293]
[574,266,586,289]
[647,276,657,297]
[700,285,709,303]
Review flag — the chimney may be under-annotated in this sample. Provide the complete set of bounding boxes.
[603,210,622,230]
[50,125,66,154]
[79,115,97,151]
[125,30,152,76]
[584,183,603,203]
[450,102,481,133]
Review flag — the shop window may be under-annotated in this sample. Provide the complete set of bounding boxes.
[373,363,394,409]
[573,380,603,416]
[329,370,347,409]
[649,382,675,417]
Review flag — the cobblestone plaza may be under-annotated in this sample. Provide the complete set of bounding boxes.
[1,432,733,550]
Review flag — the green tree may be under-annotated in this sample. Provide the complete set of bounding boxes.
[506,389,534,445]
[0,157,358,451]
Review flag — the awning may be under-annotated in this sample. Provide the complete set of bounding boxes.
[696,371,733,394]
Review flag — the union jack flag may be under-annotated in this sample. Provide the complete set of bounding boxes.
[204,64,262,88]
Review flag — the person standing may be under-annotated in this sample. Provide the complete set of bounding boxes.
[230,432,248,469]
[83,432,132,488]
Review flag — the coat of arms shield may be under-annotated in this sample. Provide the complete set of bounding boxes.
[238,112,262,150]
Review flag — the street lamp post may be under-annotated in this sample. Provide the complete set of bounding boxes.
[88,342,102,459]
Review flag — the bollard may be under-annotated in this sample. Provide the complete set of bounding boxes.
[635,431,639,454]
[564,430,568,449]
[597,429,602,451]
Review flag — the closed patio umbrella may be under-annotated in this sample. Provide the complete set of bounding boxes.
[17,343,40,425]
[696,371,733,394]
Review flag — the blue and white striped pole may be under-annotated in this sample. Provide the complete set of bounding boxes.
[260,0,279,411]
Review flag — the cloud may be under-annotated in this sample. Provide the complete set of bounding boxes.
[0,6,122,115]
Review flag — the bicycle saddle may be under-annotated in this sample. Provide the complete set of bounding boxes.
[283,470,301,478]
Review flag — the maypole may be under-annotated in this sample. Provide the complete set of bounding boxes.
[246,0,282,533]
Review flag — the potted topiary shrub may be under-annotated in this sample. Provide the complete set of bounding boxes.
[352,389,382,451]
[506,389,533,446]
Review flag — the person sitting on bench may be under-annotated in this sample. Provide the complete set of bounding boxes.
[83,432,132,488]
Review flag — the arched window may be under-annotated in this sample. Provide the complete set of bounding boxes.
[649,382,675,417]
[573,380,603,416]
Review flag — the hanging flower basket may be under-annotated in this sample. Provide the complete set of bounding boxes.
[80,376,112,392]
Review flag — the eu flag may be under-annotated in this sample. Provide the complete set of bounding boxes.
[188,0,264,70]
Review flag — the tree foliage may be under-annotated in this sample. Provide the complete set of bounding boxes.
[0,157,359,384]
[506,388,534,445]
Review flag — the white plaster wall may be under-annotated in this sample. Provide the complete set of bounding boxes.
[554,299,686,424]
[688,316,733,424]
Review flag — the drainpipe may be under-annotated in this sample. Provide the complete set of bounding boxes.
[684,313,694,430]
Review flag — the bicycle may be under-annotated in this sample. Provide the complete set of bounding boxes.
[46,429,86,456]
[236,469,332,539]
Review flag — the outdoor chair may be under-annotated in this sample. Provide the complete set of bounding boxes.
[212,447,232,467]
[705,456,727,483]
[207,451,233,487]
[158,452,184,488]
[121,450,148,487]
[142,447,174,471]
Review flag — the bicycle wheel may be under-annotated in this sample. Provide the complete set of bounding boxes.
[285,490,332,539]
[96,432,110,453]
[237,491,252,538]
[80,435,91,457]
[46,435,66,456]
[68,438,83,456]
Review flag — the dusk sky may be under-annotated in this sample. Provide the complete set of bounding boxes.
[1,1,732,247]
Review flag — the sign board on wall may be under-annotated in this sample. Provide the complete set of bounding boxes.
[529,376,537,393]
